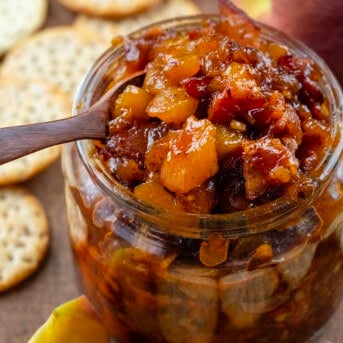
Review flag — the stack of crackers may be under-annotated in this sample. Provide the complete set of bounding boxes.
[0,0,200,291]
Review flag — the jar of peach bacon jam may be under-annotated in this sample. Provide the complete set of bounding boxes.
[63,13,343,343]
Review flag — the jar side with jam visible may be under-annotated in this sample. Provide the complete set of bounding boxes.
[63,15,343,343]
[63,140,343,343]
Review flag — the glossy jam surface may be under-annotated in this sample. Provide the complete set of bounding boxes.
[95,17,330,215]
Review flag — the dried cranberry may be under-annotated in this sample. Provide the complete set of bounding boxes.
[188,30,202,40]
[299,79,325,121]
[299,76,324,103]
[278,54,296,72]
[183,76,212,99]
[309,103,326,121]
[300,150,318,173]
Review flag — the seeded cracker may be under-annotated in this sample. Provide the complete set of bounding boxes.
[74,0,201,42]
[0,187,49,292]
[0,27,108,101]
[0,79,71,185]
[0,0,47,56]
[59,0,161,18]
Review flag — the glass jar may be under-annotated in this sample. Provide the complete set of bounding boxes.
[62,16,343,343]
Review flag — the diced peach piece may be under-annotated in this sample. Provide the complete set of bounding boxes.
[160,116,218,193]
[147,87,198,125]
[149,35,190,59]
[216,124,245,159]
[114,85,152,119]
[134,179,183,211]
[223,62,264,102]
[265,42,288,60]
[143,59,171,94]
[209,76,227,93]
[116,158,144,184]
[243,137,299,200]
[302,117,330,144]
[164,54,200,85]
[195,35,223,55]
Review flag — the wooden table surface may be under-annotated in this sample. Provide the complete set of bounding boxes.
[0,1,341,342]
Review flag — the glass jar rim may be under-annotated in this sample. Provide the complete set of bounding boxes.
[73,15,343,237]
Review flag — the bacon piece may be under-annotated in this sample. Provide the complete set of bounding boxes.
[243,137,299,200]
[218,0,261,47]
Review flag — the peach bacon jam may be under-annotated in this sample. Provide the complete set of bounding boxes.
[94,11,330,215]
[63,3,343,343]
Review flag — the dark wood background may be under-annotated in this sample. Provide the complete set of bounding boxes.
[0,1,341,342]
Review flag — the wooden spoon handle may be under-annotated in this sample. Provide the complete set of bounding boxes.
[0,111,107,165]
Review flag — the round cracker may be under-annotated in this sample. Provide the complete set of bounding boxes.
[74,0,200,42]
[0,187,49,292]
[59,0,161,18]
[0,26,108,101]
[0,79,71,185]
[0,0,47,56]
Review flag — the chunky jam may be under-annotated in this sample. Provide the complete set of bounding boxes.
[95,11,330,214]
[64,3,343,343]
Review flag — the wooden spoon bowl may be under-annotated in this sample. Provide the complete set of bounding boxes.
[0,71,145,165]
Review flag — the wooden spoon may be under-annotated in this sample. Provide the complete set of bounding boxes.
[0,72,145,165]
